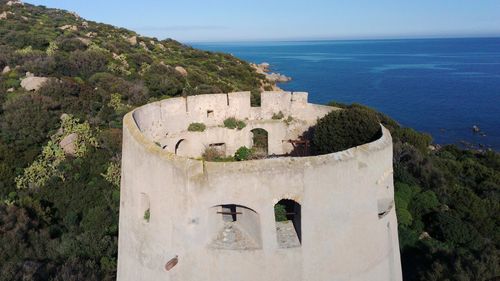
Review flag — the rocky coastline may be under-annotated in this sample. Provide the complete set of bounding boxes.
[251,62,291,91]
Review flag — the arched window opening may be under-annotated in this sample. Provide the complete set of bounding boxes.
[251,128,268,156]
[208,204,262,250]
[274,199,301,248]
[175,139,186,155]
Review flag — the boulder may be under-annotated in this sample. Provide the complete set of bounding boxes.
[139,41,149,51]
[7,88,14,92]
[59,133,78,156]
[266,72,292,83]
[6,0,23,6]
[20,76,48,91]
[2,66,10,74]
[59,25,78,31]
[175,66,188,77]
[77,37,91,46]
[0,12,8,20]
[127,36,137,45]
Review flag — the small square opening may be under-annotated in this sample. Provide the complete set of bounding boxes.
[207,110,214,118]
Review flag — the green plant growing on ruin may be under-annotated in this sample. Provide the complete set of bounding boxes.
[272,111,284,120]
[224,117,246,130]
[274,204,288,222]
[284,116,294,125]
[144,208,151,222]
[188,122,206,132]
[234,146,253,161]
[312,107,381,154]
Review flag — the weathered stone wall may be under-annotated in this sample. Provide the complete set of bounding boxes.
[132,91,333,157]
[117,92,403,281]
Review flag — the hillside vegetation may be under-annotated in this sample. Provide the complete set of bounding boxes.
[0,1,498,281]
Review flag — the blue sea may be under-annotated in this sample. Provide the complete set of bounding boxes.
[193,38,500,150]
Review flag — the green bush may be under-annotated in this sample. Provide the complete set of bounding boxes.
[143,209,150,222]
[274,204,287,222]
[223,117,246,130]
[393,127,433,153]
[312,107,381,154]
[187,122,206,132]
[272,111,284,120]
[234,146,252,161]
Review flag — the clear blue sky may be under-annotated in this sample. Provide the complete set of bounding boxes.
[26,0,500,42]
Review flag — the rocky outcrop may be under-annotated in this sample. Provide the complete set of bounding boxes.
[266,72,292,83]
[59,25,78,31]
[20,75,49,91]
[127,36,137,46]
[175,66,188,77]
[59,133,78,156]
[77,37,91,46]
[6,0,23,6]
[0,11,9,20]
[2,66,11,74]
[252,62,291,83]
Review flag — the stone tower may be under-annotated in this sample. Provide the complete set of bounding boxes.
[116,91,402,281]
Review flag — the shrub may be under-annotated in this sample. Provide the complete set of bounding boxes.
[234,146,252,161]
[272,111,284,120]
[312,107,381,154]
[393,127,433,153]
[143,209,150,222]
[202,147,223,161]
[188,122,206,132]
[223,117,246,130]
[274,204,287,222]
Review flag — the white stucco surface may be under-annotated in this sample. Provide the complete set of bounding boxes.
[116,92,402,281]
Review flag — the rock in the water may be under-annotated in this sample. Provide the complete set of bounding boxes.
[266,72,292,83]
[59,133,78,156]
[20,76,48,91]
[175,66,188,77]
[2,66,10,74]
[472,125,480,133]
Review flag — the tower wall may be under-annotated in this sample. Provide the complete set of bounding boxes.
[117,93,402,281]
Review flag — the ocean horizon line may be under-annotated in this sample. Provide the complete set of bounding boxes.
[186,35,500,45]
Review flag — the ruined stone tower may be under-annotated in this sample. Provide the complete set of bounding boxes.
[116,91,402,281]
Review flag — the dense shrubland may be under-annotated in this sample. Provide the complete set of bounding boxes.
[0,1,498,281]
